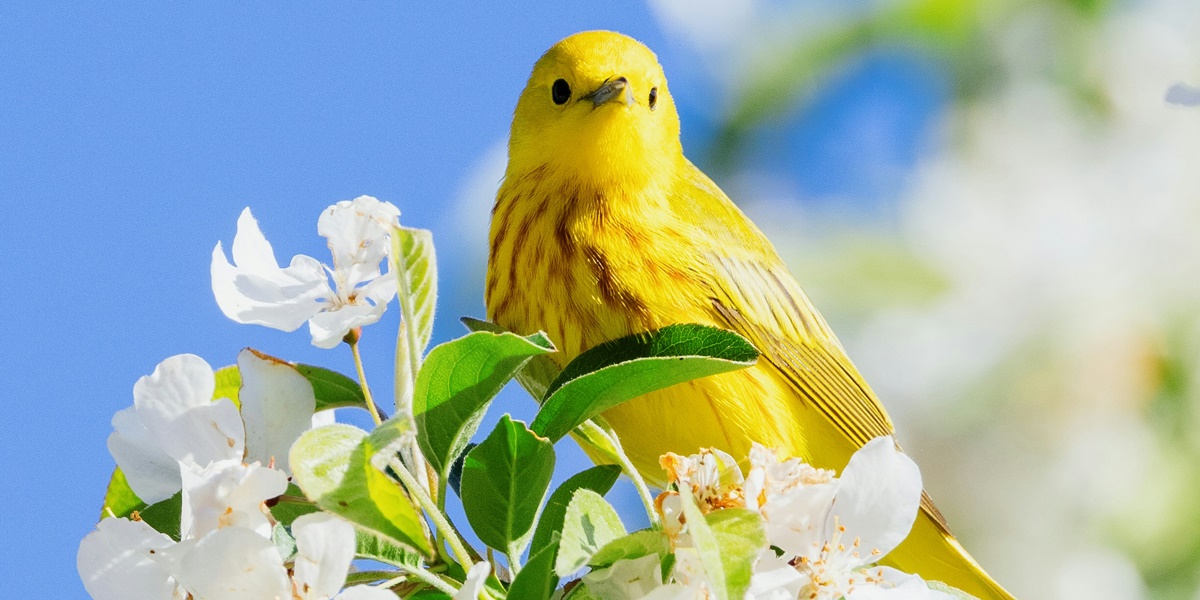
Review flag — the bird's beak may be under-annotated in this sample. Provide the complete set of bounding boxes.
[584,77,634,108]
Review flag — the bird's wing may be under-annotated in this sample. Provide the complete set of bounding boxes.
[676,163,951,533]
[706,254,953,534]
[705,253,895,447]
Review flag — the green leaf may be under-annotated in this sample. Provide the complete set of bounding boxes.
[588,529,670,570]
[292,363,367,411]
[927,580,981,600]
[555,489,626,577]
[415,331,555,479]
[139,491,182,541]
[268,483,320,526]
[531,324,758,442]
[408,591,453,600]
[461,319,626,466]
[706,509,766,600]
[213,364,242,408]
[679,493,726,600]
[675,495,766,600]
[289,423,433,557]
[530,465,622,560]
[392,226,438,358]
[356,529,421,568]
[344,571,399,586]
[460,415,555,553]
[562,581,603,600]
[100,467,146,520]
[462,317,563,401]
[507,540,559,600]
[391,225,438,415]
[272,521,297,562]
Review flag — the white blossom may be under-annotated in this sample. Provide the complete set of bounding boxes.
[77,517,185,600]
[455,561,493,600]
[107,354,244,504]
[211,196,401,348]
[238,348,319,474]
[80,475,386,600]
[179,458,288,540]
[106,351,319,504]
[583,554,666,600]
[292,513,397,600]
[164,526,292,600]
[655,438,950,600]
[748,437,938,600]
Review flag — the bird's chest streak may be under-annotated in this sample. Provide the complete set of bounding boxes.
[488,185,671,364]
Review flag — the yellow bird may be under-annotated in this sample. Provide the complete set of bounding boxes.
[486,30,1014,600]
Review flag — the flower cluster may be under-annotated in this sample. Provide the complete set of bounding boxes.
[78,352,395,600]
[582,438,954,600]
[211,195,401,348]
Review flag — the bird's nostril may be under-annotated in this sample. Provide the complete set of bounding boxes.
[613,76,628,85]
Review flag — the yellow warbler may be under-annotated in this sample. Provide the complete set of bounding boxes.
[486,30,1014,600]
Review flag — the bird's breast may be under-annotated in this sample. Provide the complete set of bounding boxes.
[486,169,711,366]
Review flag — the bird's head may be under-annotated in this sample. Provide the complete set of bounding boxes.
[507,31,684,190]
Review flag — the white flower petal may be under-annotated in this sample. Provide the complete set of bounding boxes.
[230,208,284,275]
[746,551,807,600]
[582,554,664,600]
[358,271,399,305]
[640,583,705,600]
[454,561,492,600]
[107,407,180,504]
[157,399,245,468]
[237,348,317,474]
[307,302,388,349]
[293,512,357,600]
[318,196,400,272]
[312,409,337,428]
[77,517,183,600]
[170,527,290,600]
[133,354,217,422]
[127,354,245,477]
[334,586,400,600]
[212,241,332,332]
[845,567,956,600]
[180,460,288,540]
[670,548,712,590]
[760,480,839,558]
[827,437,923,565]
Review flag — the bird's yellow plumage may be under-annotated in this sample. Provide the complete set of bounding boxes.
[486,30,1014,600]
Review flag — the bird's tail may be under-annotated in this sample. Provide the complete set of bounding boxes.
[884,506,1017,600]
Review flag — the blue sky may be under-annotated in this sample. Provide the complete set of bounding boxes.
[0,3,944,596]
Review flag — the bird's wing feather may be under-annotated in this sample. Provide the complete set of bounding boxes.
[706,255,952,535]
[676,164,951,534]
[706,254,895,447]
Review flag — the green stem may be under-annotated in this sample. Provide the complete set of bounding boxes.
[391,457,476,571]
[579,420,660,527]
[381,568,458,596]
[349,336,383,427]
[506,542,523,576]
[344,570,400,586]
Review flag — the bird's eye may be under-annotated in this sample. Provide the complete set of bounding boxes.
[649,87,658,110]
[552,79,571,105]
